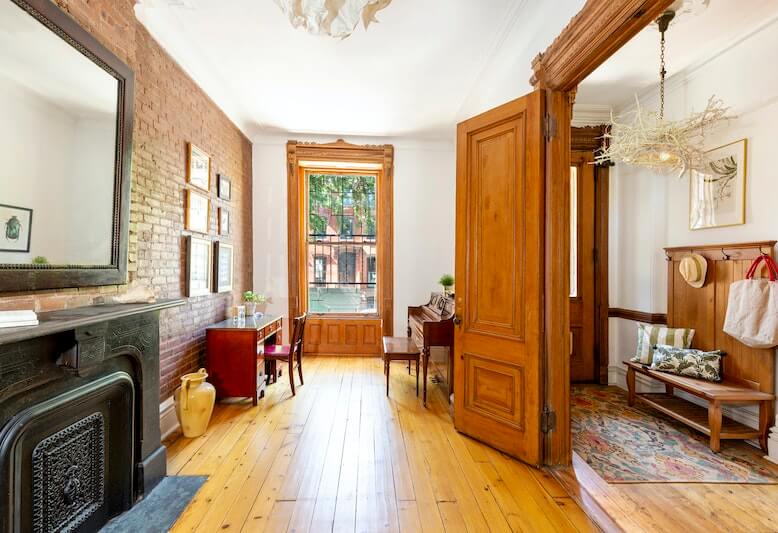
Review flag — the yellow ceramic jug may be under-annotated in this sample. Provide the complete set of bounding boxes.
[174,368,215,438]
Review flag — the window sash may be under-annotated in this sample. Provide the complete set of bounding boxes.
[305,170,379,315]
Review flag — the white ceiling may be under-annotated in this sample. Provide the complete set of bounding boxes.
[138,1,778,138]
[576,0,778,109]
[135,0,532,139]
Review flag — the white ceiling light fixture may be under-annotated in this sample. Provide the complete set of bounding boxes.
[274,0,393,39]
[596,8,732,176]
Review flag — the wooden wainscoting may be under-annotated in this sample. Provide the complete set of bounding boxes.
[665,241,777,395]
[304,317,381,356]
[608,308,667,324]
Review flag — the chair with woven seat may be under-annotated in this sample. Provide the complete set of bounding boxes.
[263,313,307,396]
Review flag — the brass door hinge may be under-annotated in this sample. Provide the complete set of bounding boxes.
[544,114,557,140]
[541,406,557,433]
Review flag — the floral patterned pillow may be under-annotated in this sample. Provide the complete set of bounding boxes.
[650,344,725,382]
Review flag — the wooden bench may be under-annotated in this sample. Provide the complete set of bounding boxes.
[624,361,774,452]
[382,336,427,404]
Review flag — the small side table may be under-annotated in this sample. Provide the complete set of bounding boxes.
[382,336,429,405]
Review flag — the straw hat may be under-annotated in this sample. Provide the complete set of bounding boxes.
[679,253,708,288]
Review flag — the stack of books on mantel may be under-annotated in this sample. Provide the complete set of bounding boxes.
[0,310,39,328]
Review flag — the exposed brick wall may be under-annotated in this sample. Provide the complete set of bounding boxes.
[0,0,253,400]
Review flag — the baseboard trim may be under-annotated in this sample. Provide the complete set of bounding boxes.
[608,364,762,436]
[160,395,180,441]
[608,308,667,324]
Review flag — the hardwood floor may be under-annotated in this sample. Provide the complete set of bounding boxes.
[165,356,597,532]
[555,452,778,533]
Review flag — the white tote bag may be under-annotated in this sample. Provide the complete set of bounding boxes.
[723,254,778,349]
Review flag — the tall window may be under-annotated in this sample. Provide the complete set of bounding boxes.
[306,172,377,314]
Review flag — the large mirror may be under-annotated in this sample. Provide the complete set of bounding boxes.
[0,0,133,291]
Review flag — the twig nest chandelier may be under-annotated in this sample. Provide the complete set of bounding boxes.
[274,0,393,39]
[595,9,733,176]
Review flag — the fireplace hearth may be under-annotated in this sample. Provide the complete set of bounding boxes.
[0,301,183,532]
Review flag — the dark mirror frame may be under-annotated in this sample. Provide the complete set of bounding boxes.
[0,0,134,292]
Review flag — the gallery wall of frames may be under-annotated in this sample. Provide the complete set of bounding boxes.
[0,0,253,400]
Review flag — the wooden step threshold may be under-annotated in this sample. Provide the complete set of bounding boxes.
[547,455,623,533]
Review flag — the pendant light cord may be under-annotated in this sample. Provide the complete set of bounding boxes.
[659,28,666,120]
[656,10,675,121]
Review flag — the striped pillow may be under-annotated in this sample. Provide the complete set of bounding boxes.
[631,324,695,365]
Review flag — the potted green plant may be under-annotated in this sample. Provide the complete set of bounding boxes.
[439,274,454,295]
[243,291,266,317]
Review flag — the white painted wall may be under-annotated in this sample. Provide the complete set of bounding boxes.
[0,75,115,265]
[252,134,455,340]
[607,17,778,430]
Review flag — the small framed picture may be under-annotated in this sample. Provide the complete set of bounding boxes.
[187,143,211,191]
[689,139,747,230]
[217,174,231,201]
[0,204,33,253]
[218,207,231,236]
[185,189,210,234]
[186,235,212,297]
[213,241,234,293]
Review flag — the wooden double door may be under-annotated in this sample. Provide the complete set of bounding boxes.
[453,90,545,465]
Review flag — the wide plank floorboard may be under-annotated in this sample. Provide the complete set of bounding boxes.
[168,357,595,532]
[555,450,778,533]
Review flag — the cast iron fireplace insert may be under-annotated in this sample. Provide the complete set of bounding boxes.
[0,300,183,532]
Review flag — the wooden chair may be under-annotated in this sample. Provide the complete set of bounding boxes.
[263,314,307,396]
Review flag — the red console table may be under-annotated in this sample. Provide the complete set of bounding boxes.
[206,314,283,405]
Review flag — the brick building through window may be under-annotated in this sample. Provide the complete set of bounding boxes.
[306,172,377,313]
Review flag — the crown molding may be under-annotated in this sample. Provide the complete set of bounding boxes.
[615,12,778,114]
[455,0,529,119]
[571,104,611,127]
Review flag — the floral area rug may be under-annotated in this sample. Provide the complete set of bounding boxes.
[572,385,778,483]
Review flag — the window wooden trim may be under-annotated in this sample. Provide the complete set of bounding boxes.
[286,139,394,336]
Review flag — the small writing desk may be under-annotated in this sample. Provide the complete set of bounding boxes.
[206,314,283,405]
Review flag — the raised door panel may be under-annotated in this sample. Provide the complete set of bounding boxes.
[466,123,525,340]
[464,354,524,430]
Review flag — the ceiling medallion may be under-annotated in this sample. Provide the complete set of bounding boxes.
[596,8,732,176]
[274,0,393,39]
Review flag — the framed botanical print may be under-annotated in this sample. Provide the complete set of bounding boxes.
[187,143,211,191]
[0,204,33,253]
[186,236,212,296]
[217,174,231,201]
[213,241,234,293]
[690,139,747,230]
[185,189,210,234]
[218,207,230,236]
